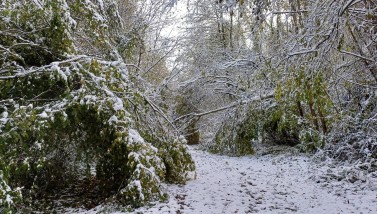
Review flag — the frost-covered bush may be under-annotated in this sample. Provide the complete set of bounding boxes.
[210,107,257,156]
[262,107,300,146]
[159,137,196,183]
[0,59,195,211]
[298,128,325,152]
[0,171,22,213]
[115,129,167,207]
[0,0,75,68]
[210,103,297,156]
[274,71,334,152]
[325,89,377,162]
[0,0,195,212]
[210,70,333,155]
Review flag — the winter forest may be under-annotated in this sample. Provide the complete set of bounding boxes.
[1,0,377,213]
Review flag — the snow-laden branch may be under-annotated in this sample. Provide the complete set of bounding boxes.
[174,92,274,122]
[143,95,179,133]
[0,55,90,80]
[220,59,257,69]
[272,10,309,15]
[339,0,361,16]
[142,40,178,75]
[339,50,375,62]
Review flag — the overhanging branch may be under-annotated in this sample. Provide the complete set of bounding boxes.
[174,93,274,122]
[0,55,89,80]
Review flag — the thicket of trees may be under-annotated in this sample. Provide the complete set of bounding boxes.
[172,0,377,157]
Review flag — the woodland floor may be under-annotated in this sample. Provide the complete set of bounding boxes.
[69,146,377,214]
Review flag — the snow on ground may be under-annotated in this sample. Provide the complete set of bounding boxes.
[72,146,377,214]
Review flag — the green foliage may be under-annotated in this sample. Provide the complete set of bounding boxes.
[0,0,195,211]
[211,69,334,155]
[0,60,194,211]
[211,108,256,156]
[274,70,334,151]
[0,171,22,214]
[0,71,69,104]
[0,0,74,67]
[159,137,196,184]
[115,129,167,207]
[262,107,300,146]
[298,128,325,152]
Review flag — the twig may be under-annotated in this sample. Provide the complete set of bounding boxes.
[339,50,375,62]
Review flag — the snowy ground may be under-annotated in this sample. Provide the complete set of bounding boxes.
[71,146,377,214]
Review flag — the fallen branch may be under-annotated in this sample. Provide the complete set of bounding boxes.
[143,95,179,133]
[174,93,275,122]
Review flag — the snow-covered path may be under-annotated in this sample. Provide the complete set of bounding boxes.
[130,147,376,214]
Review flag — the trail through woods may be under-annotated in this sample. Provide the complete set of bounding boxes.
[75,147,377,214]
